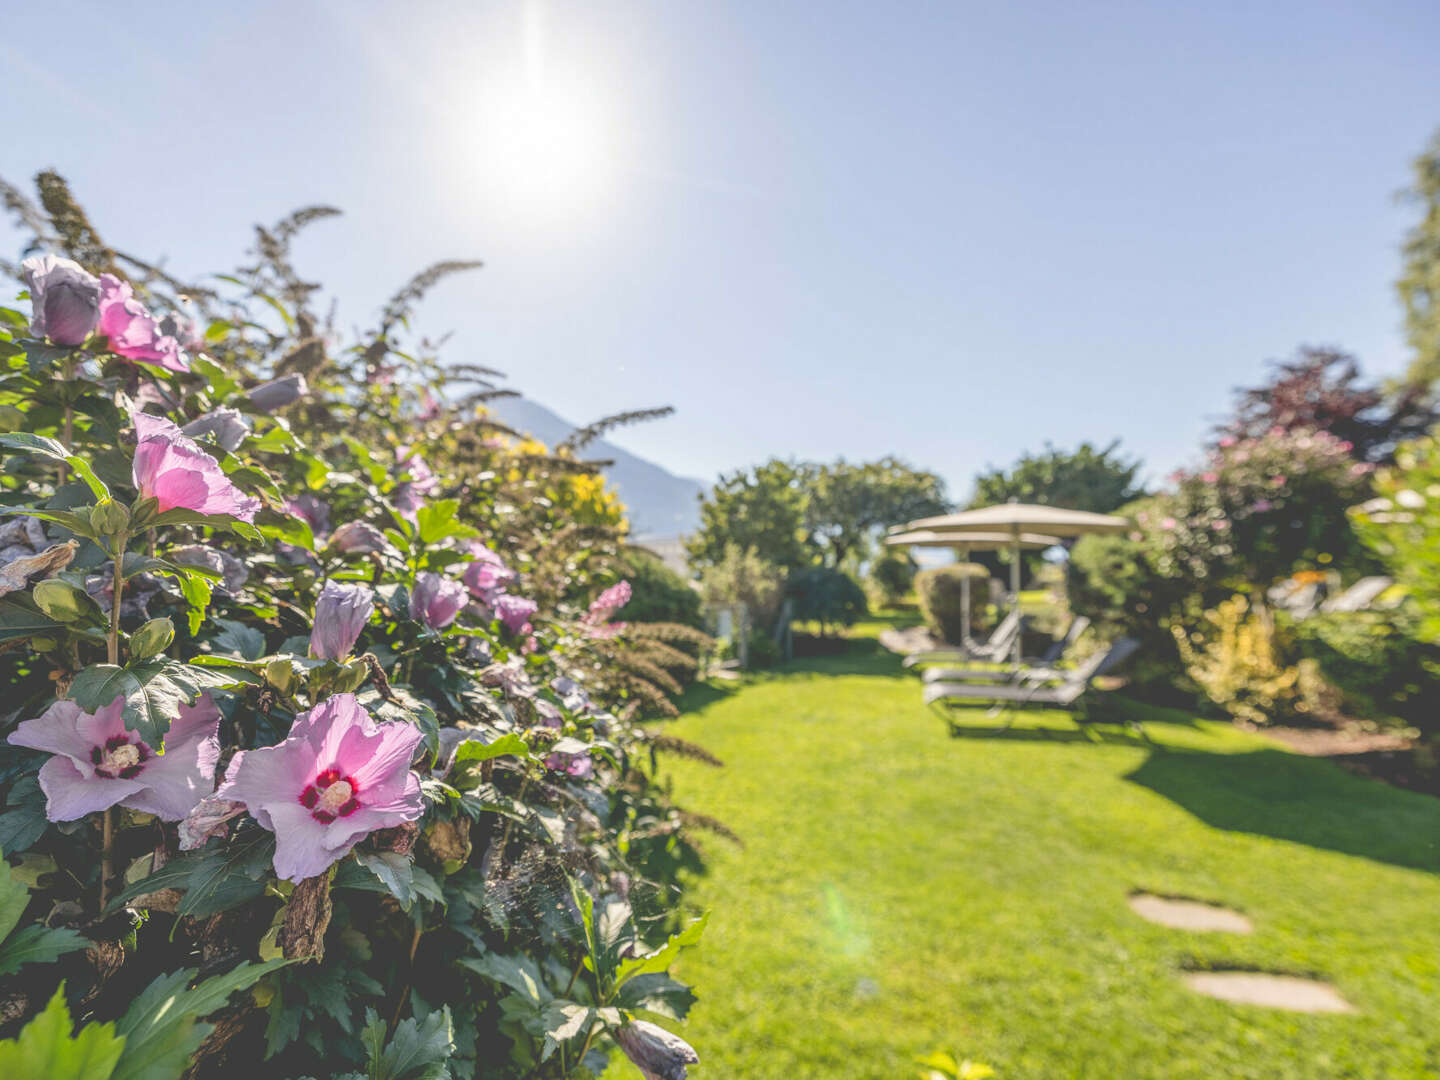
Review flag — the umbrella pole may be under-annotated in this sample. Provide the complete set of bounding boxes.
[958,543,979,651]
[1010,523,1022,669]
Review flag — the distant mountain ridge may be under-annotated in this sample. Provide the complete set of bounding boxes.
[485,396,705,538]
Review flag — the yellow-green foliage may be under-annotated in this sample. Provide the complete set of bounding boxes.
[1172,595,1300,724]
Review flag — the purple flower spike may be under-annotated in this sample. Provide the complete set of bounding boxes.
[409,572,466,630]
[214,693,424,882]
[22,255,101,345]
[8,693,221,822]
[495,593,538,635]
[329,521,388,555]
[310,580,374,661]
[131,411,261,522]
[97,275,188,372]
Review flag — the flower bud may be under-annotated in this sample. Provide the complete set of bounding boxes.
[613,1021,699,1080]
[409,572,467,630]
[328,520,388,555]
[89,499,131,539]
[246,374,308,413]
[129,617,175,660]
[21,255,101,346]
[309,581,374,661]
[181,408,251,452]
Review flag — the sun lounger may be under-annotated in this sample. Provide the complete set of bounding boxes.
[902,609,1023,668]
[919,616,1091,686]
[923,637,1141,732]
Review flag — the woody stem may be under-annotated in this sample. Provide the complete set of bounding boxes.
[100,548,124,908]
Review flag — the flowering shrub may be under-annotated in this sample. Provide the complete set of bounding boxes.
[1351,431,1440,643]
[1171,595,1301,724]
[1144,427,1376,589]
[0,177,714,1078]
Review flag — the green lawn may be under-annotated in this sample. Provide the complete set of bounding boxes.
[613,621,1440,1079]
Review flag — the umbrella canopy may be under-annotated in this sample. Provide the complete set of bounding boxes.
[897,502,1128,665]
[885,529,1061,550]
[885,529,1061,651]
[906,502,1130,538]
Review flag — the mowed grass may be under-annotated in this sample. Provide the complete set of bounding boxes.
[610,621,1440,1079]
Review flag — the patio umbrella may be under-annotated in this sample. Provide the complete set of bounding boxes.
[884,529,1061,650]
[901,502,1130,664]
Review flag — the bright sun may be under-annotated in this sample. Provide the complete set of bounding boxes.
[474,2,618,222]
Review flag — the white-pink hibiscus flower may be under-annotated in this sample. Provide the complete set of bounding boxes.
[214,693,423,882]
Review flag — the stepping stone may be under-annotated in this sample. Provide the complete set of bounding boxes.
[1128,893,1253,933]
[1183,971,1355,1013]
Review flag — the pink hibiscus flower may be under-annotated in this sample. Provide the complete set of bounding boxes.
[8,693,221,822]
[98,274,189,372]
[132,412,261,522]
[214,693,424,882]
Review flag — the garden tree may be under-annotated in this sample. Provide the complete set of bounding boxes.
[686,460,811,573]
[1219,346,1434,463]
[970,440,1143,514]
[803,457,947,569]
[0,174,717,1078]
[698,543,786,627]
[784,566,867,637]
[1398,128,1440,389]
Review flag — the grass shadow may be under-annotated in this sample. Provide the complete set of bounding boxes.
[1124,746,1440,874]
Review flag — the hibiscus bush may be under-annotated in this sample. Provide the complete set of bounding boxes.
[0,174,716,1079]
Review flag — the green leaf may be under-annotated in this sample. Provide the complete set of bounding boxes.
[351,851,415,910]
[65,457,109,501]
[0,432,69,460]
[614,913,709,986]
[613,972,697,1020]
[0,595,64,644]
[457,952,549,1005]
[0,984,125,1079]
[69,660,228,746]
[538,1001,594,1062]
[0,924,90,977]
[209,619,266,661]
[415,500,477,545]
[106,830,274,918]
[111,960,290,1080]
[203,320,233,343]
[366,1006,455,1080]
[0,846,30,942]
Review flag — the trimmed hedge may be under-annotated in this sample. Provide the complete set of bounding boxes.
[915,563,991,644]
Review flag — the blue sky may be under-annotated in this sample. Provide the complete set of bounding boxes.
[5,0,1438,501]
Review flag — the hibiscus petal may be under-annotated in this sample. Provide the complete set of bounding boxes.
[37,755,141,821]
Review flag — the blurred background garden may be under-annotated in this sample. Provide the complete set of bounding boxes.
[3,2,1440,1078]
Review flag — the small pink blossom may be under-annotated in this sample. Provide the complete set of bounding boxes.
[1218,436,1237,448]
[214,693,424,882]
[329,521,389,555]
[311,580,374,660]
[462,546,516,603]
[132,412,261,521]
[1201,471,1219,484]
[8,694,220,822]
[1252,499,1274,513]
[410,571,467,629]
[1160,517,1177,531]
[396,446,439,495]
[98,275,189,372]
[544,751,594,780]
[495,593,538,635]
[285,494,331,539]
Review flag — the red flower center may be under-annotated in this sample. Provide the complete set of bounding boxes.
[91,734,148,780]
[298,767,362,824]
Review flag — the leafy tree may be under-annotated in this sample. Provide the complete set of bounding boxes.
[686,460,811,573]
[970,440,1143,514]
[785,566,867,636]
[698,544,786,627]
[1220,347,1433,463]
[805,457,947,569]
[1398,129,1440,389]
